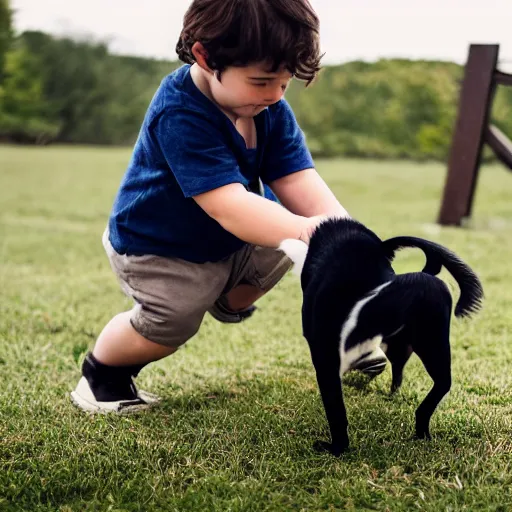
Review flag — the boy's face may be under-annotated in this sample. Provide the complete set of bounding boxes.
[210,63,293,119]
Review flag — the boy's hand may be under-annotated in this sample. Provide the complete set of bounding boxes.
[298,215,330,245]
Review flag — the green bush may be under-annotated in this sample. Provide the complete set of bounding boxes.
[1,20,511,160]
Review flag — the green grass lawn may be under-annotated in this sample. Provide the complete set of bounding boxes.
[1,145,511,511]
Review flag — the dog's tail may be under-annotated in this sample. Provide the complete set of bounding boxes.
[279,239,309,277]
[382,236,483,318]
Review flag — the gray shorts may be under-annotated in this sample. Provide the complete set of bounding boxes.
[103,230,292,348]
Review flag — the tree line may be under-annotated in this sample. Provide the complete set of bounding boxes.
[1,1,511,159]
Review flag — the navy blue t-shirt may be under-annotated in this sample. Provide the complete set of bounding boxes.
[108,64,314,263]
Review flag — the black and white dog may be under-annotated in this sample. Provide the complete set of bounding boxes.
[280,218,483,456]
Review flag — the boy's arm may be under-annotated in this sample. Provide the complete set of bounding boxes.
[193,183,322,247]
[269,168,350,219]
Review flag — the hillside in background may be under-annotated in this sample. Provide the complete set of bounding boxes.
[1,27,511,160]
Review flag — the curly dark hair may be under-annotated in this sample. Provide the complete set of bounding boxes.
[176,0,322,85]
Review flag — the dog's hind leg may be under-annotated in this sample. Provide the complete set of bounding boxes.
[412,319,452,440]
[390,347,413,394]
[310,346,350,456]
[382,328,413,393]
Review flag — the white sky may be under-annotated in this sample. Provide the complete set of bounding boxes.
[10,0,512,70]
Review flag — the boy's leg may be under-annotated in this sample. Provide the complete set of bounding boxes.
[72,231,233,413]
[224,284,265,311]
[92,311,177,366]
[71,311,178,412]
[209,245,293,323]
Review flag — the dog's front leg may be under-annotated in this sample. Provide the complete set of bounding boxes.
[310,347,349,456]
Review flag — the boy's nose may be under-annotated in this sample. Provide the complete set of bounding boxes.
[264,87,285,104]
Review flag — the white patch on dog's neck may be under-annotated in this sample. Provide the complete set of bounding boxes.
[278,239,309,276]
[339,282,390,375]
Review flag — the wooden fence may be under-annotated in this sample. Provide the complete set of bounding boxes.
[438,44,512,226]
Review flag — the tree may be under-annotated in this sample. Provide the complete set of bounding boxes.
[0,41,60,142]
[0,0,13,82]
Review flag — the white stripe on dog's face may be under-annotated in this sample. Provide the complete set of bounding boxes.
[340,336,383,375]
[339,282,390,375]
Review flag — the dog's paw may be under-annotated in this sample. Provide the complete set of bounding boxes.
[414,430,432,441]
[313,440,349,457]
[390,385,402,395]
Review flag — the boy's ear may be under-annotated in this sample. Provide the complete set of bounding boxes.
[191,42,214,74]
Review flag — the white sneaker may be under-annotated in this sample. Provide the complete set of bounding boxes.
[71,377,161,414]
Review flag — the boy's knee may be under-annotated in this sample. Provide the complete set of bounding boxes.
[130,304,202,349]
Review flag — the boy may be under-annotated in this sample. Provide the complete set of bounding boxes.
[71,0,387,413]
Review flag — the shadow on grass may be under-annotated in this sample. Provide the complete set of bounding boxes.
[126,372,481,463]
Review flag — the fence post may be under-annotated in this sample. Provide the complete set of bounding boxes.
[437,45,499,226]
